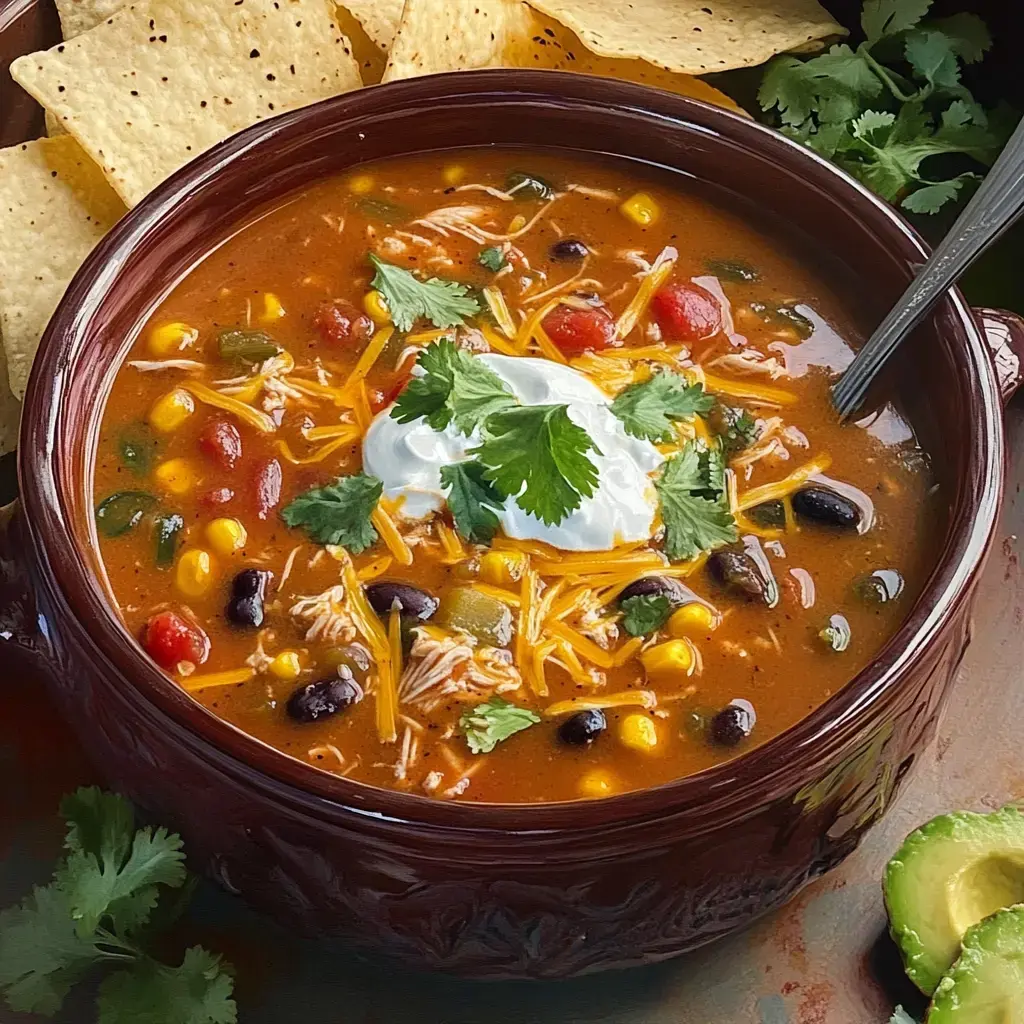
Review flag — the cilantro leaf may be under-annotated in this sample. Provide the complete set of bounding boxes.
[280,472,382,553]
[656,442,737,562]
[62,788,135,864]
[717,407,760,456]
[460,697,540,754]
[900,175,974,213]
[610,371,714,442]
[478,246,507,272]
[904,29,961,91]
[861,0,932,44]
[97,948,236,1024]
[440,461,505,544]
[931,13,991,64]
[391,339,514,434]
[368,254,480,331]
[0,884,106,1015]
[472,404,600,526]
[620,595,672,637]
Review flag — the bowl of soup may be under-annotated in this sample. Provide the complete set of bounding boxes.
[3,71,1019,977]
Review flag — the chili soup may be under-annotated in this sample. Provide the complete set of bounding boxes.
[92,149,938,803]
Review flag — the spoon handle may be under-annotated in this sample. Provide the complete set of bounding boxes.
[832,115,1024,418]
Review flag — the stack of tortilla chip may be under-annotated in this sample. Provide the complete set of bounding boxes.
[0,0,842,454]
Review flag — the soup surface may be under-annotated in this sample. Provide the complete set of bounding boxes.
[93,149,938,803]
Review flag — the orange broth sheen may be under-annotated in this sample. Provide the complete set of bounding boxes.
[92,149,939,803]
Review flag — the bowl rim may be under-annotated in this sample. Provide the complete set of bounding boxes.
[19,70,1005,831]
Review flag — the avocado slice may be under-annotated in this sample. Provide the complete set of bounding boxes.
[927,905,1024,1023]
[884,806,1024,995]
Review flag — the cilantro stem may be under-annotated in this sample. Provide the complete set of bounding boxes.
[860,47,921,104]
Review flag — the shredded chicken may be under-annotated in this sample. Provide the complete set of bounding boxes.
[567,184,620,201]
[710,349,788,379]
[413,200,557,245]
[290,585,356,644]
[730,416,810,479]
[399,631,522,712]
[128,359,206,372]
[245,635,276,674]
[454,182,516,201]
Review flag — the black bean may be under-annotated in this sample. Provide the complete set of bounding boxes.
[226,568,271,628]
[709,701,756,747]
[791,486,860,529]
[707,551,772,602]
[618,575,692,607]
[365,581,439,621]
[558,709,607,746]
[286,676,363,723]
[549,238,589,262]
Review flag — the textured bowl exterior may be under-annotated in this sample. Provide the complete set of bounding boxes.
[1,73,1007,977]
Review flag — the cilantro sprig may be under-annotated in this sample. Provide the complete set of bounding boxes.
[621,594,672,637]
[0,788,235,1024]
[392,339,515,433]
[656,441,738,562]
[758,0,1010,213]
[440,461,505,544]
[369,254,480,331]
[611,370,714,443]
[280,472,382,553]
[477,246,507,273]
[460,697,540,754]
[471,404,601,526]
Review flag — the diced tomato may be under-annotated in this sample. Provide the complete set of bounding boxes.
[143,610,210,670]
[200,486,235,508]
[541,303,615,357]
[251,457,283,520]
[371,373,413,413]
[198,418,243,470]
[313,300,374,348]
[650,280,722,342]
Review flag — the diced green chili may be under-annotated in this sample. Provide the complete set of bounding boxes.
[505,171,554,201]
[705,258,759,283]
[95,491,158,538]
[153,512,185,567]
[748,301,814,340]
[118,424,158,476]
[217,329,281,364]
[855,569,905,605]
[818,614,851,652]
[356,197,411,224]
[747,500,786,528]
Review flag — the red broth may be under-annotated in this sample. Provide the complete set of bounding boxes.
[92,149,939,803]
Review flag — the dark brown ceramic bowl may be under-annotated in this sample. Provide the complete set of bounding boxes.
[2,72,1022,978]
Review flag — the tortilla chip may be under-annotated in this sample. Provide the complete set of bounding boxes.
[340,0,402,51]
[0,136,125,400]
[11,0,364,207]
[382,0,746,113]
[526,0,843,74]
[54,0,125,38]
[45,110,66,137]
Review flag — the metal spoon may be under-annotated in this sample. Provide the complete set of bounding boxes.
[832,115,1024,419]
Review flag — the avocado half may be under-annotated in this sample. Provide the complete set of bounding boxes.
[884,806,1024,995]
[928,904,1024,1023]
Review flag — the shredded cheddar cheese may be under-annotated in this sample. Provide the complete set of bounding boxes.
[356,555,394,581]
[736,453,833,512]
[276,433,359,465]
[615,247,677,340]
[371,506,414,566]
[436,523,467,565]
[182,382,276,433]
[343,326,394,392]
[483,285,518,339]
[544,690,658,717]
[694,370,798,408]
[181,667,255,692]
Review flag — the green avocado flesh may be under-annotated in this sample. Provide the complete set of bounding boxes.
[884,807,1024,995]
[928,904,1024,1023]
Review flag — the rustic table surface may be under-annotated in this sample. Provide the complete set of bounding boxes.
[1,400,1021,1024]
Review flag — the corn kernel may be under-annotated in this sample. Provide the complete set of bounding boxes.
[620,192,660,227]
[578,769,619,799]
[259,292,286,322]
[442,164,466,185]
[363,289,390,324]
[154,458,198,495]
[348,173,375,195]
[640,638,694,680]
[175,548,215,598]
[148,388,195,433]
[479,550,527,587]
[205,517,247,557]
[148,321,198,356]
[269,651,302,680]
[508,213,527,233]
[619,713,659,753]
[668,602,719,637]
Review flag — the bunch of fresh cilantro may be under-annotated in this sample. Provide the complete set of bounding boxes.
[0,787,235,1024]
[758,0,1014,214]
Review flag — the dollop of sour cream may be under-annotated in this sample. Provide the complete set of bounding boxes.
[362,355,664,551]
